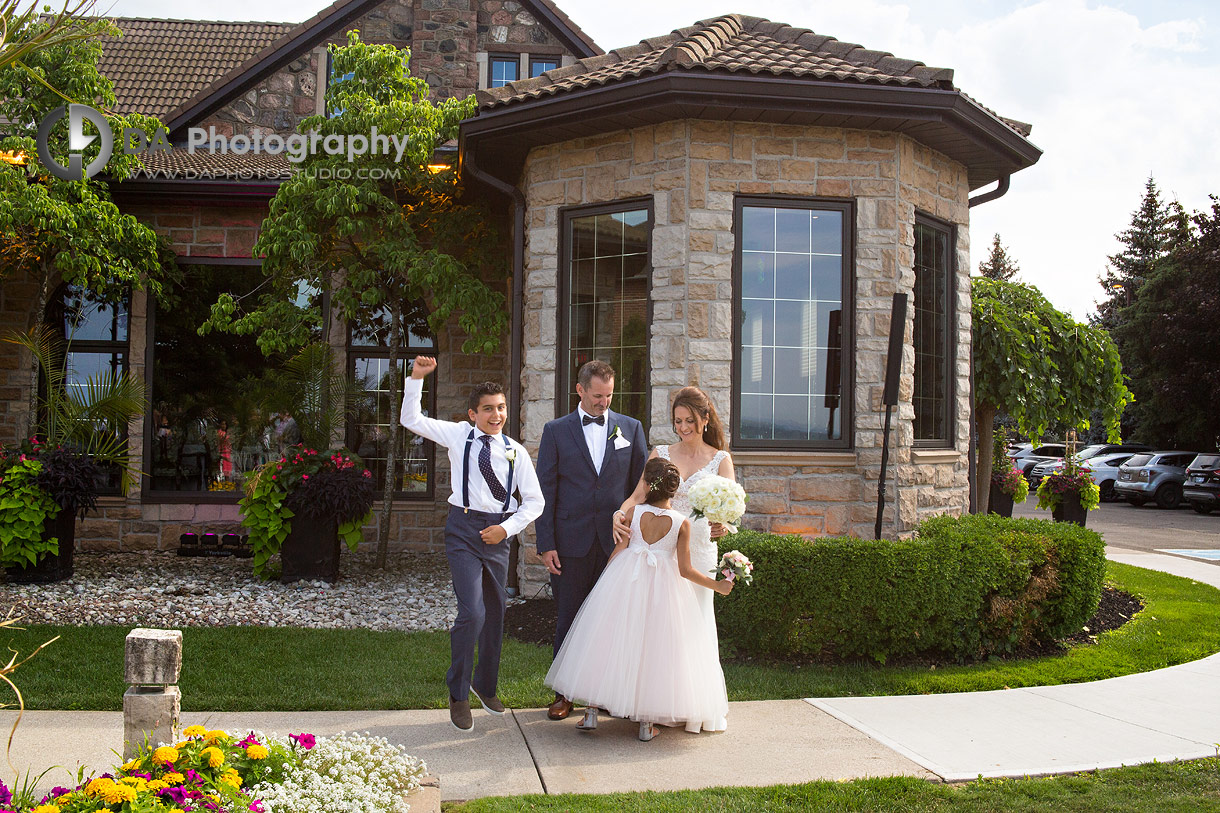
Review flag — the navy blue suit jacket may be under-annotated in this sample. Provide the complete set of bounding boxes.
[535,409,648,558]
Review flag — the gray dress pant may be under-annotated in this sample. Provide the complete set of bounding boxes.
[444,505,512,700]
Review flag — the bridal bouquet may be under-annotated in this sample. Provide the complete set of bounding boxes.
[686,474,748,533]
[716,549,754,585]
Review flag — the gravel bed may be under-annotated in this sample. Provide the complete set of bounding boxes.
[0,551,464,631]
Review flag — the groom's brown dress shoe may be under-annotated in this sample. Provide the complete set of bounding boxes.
[450,697,474,732]
[547,694,573,720]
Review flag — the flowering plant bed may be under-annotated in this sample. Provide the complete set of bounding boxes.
[1,728,427,813]
[240,446,375,579]
[991,466,1030,502]
[1036,464,1101,513]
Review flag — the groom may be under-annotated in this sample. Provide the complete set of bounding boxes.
[536,360,648,720]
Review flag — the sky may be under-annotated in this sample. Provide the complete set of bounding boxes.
[100,0,1220,321]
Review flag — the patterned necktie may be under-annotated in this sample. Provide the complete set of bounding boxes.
[582,414,605,426]
[478,435,509,502]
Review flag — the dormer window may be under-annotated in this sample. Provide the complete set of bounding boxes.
[489,54,519,88]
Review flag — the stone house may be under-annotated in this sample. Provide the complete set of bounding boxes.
[0,5,1039,586]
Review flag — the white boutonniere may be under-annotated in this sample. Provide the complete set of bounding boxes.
[611,425,631,450]
[505,448,517,463]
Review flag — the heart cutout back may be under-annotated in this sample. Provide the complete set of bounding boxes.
[639,510,673,545]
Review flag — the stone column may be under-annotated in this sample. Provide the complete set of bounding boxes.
[122,628,182,759]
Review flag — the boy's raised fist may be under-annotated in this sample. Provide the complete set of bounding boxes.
[411,356,438,379]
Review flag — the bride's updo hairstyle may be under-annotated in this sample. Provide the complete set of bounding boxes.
[671,386,726,450]
[643,458,681,506]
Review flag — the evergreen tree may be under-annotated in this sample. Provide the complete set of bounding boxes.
[1095,176,1187,329]
[977,233,1020,281]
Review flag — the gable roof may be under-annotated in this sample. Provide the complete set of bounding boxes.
[144,0,601,137]
[465,14,1040,190]
[98,18,296,119]
[480,14,956,109]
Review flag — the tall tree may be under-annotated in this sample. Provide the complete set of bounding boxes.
[0,13,176,440]
[1095,176,1188,329]
[977,233,1020,281]
[972,278,1133,511]
[203,32,507,567]
[1112,197,1220,449]
[0,0,102,73]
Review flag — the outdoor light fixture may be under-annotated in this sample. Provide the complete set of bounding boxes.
[0,150,27,165]
[426,163,451,172]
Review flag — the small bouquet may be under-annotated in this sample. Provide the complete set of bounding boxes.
[715,549,753,585]
[686,474,748,533]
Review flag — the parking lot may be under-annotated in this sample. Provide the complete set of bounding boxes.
[1012,498,1220,563]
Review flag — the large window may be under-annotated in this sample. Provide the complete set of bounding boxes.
[347,301,435,498]
[913,216,954,446]
[530,57,558,78]
[47,284,130,492]
[558,201,652,429]
[146,261,316,497]
[733,198,851,448]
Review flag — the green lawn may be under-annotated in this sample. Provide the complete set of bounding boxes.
[5,561,1219,711]
[444,758,1220,812]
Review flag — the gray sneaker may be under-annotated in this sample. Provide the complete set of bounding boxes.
[450,697,473,732]
[471,687,506,715]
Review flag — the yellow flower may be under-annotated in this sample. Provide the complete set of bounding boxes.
[205,729,230,744]
[120,775,148,790]
[175,740,190,748]
[86,777,115,796]
[202,746,225,767]
[219,773,241,788]
[148,779,168,790]
[163,771,185,785]
[120,757,143,771]
[246,743,269,760]
[31,805,60,813]
[182,724,208,738]
[104,784,138,804]
[153,745,179,765]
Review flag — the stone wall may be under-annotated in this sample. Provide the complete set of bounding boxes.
[517,120,972,590]
[477,0,567,52]
[199,53,321,139]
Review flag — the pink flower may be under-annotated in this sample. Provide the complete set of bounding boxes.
[302,474,308,480]
[271,475,276,480]
[288,732,315,750]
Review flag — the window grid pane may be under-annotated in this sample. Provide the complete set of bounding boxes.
[565,208,650,432]
[350,357,431,493]
[737,205,844,443]
[489,57,519,88]
[913,221,952,444]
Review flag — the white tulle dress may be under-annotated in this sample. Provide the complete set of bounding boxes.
[544,504,729,731]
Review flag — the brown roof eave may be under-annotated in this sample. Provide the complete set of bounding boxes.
[163,0,385,138]
[110,178,283,206]
[463,72,1041,190]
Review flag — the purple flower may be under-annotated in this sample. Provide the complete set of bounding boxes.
[249,802,266,812]
[0,781,10,806]
[161,786,189,804]
[185,769,205,785]
[238,732,260,748]
[288,732,316,750]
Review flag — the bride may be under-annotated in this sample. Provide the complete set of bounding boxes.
[613,385,734,733]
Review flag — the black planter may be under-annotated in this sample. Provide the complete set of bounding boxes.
[5,509,75,583]
[988,483,1015,518]
[280,517,340,583]
[1051,494,1088,527]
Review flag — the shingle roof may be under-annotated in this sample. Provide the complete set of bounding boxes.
[480,14,956,109]
[98,18,296,119]
[133,146,293,179]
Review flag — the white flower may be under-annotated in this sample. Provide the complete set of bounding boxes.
[505,448,517,463]
[686,475,748,532]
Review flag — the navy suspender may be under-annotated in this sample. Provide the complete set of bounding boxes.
[462,429,515,513]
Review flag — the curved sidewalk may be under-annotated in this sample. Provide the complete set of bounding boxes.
[5,546,1218,801]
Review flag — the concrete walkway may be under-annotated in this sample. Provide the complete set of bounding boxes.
[4,545,1219,801]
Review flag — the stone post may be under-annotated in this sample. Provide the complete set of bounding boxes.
[122,628,182,759]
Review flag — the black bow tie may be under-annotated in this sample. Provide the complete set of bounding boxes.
[582,414,605,426]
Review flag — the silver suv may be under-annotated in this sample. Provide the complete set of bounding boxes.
[1114,451,1197,509]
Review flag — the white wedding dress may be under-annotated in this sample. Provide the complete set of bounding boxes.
[658,445,729,733]
[544,504,729,731]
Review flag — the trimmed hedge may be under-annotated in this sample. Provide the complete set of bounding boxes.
[716,514,1105,663]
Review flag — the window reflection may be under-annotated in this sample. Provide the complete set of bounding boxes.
[737,204,845,444]
[914,220,952,444]
[565,207,650,432]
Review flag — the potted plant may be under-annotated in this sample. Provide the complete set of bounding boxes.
[1,327,145,582]
[241,445,375,582]
[1035,456,1100,527]
[988,428,1029,517]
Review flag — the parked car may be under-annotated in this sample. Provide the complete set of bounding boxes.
[1039,453,1134,502]
[1009,442,1066,476]
[1026,443,1151,490]
[1183,453,1220,514]
[1114,451,1196,508]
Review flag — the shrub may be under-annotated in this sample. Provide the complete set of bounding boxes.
[716,513,1105,663]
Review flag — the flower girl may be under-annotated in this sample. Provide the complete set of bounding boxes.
[544,458,733,741]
